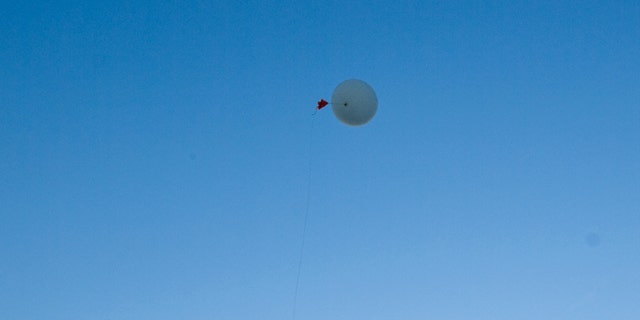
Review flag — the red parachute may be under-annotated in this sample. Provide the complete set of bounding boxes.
[316,99,329,110]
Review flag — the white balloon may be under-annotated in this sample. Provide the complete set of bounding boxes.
[331,79,377,126]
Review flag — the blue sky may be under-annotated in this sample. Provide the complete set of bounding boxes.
[1,1,639,319]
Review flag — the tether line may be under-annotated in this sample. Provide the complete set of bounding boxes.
[292,113,316,320]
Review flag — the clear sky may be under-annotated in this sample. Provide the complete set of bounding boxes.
[1,1,639,319]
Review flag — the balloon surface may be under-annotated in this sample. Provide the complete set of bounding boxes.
[331,79,377,126]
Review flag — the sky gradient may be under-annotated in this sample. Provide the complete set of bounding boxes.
[1,1,639,319]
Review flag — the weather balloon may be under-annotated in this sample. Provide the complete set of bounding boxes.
[316,79,377,126]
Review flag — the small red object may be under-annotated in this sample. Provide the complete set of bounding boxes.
[316,99,329,110]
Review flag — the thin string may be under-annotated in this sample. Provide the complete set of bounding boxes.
[292,112,316,320]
